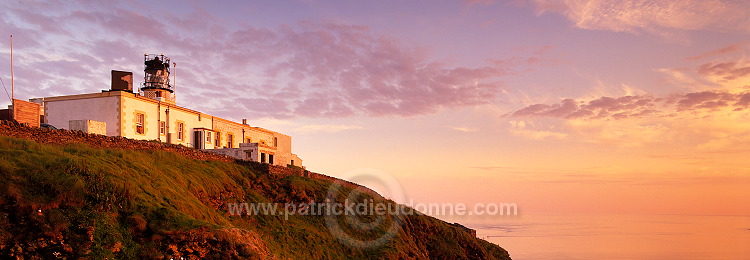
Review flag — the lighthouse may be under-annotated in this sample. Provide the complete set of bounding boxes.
[140,53,175,103]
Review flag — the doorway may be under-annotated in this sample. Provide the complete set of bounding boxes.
[194,130,204,149]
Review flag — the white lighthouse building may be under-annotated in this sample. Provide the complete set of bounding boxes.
[29,54,302,167]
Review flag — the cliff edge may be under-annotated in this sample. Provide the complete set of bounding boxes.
[0,121,511,259]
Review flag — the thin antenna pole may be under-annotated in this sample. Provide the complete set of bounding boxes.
[10,35,14,103]
[173,62,176,103]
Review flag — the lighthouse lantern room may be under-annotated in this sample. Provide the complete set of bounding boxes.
[140,53,175,103]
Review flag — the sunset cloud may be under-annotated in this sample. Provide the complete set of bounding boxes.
[530,0,750,36]
[686,43,747,61]
[510,47,750,121]
[504,42,750,150]
[451,127,479,132]
[509,89,750,120]
[0,1,535,119]
[507,100,750,150]
[673,91,740,111]
[510,95,660,120]
[246,22,515,118]
[0,0,747,220]
[697,61,750,82]
[508,120,567,140]
[293,124,364,133]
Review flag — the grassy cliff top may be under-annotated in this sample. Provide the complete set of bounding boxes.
[0,124,511,259]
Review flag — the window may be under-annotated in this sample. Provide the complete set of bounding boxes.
[261,153,266,163]
[269,154,274,164]
[273,137,278,147]
[135,113,145,134]
[206,132,212,143]
[214,131,221,147]
[177,122,185,140]
[227,134,234,148]
[159,121,166,135]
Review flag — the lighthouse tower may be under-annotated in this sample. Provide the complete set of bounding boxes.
[140,54,175,103]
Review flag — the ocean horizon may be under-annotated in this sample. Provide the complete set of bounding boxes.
[466,213,750,260]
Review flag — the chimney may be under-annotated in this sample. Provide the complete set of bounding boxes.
[111,70,133,92]
[242,119,248,125]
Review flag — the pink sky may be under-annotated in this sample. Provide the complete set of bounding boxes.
[1,0,749,216]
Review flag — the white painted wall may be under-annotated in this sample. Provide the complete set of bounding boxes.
[121,95,160,140]
[40,95,120,136]
[213,120,276,149]
[121,95,213,147]
[33,91,303,166]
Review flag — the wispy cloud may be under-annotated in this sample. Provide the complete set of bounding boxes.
[509,51,750,120]
[508,90,750,120]
[451,126,479,132]
[529,0,750,36]
[687,43,747,61]
[293,124,364,133]
[673,91,743,111]
[508,120,567,140]
[503,42,750,149]
[0,1,548,119]
[505,88,750,148]
[696,60,750,82]
[509,95,660,120]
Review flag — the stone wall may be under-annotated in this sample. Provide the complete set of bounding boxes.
[0,120,233,162]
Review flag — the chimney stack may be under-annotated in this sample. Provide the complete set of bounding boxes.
[111,70,133,92]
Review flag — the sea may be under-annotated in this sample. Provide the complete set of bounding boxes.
[465,214,750,260]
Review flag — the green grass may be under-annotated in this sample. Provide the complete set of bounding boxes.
[0,135,511,259]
